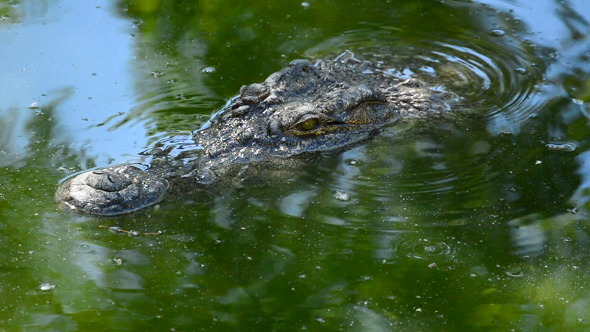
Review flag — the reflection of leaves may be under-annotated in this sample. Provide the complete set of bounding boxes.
[0,88,75,168]
[0,107,20,166]
[124,0,161,15]
[0,0,20,23]
[471,303,522,330]
[0,87,87,325]
[565,77,590,102]
[470,264,590,331]
[117,0,476,98]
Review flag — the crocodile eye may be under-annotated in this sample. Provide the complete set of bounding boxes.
[298,117,319,131]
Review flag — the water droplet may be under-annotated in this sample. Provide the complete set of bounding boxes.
[515,67,527,74]
[301,1,311,8]
[546,143,576,152]
[490,29,506,37]
[39,282,56,291]
[201,66,216,74]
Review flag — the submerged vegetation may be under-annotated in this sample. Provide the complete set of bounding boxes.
[0,0,589,330]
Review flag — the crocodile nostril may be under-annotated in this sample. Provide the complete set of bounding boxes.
[86,170,132,192]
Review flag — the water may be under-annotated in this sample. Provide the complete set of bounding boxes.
[1,0,590,331]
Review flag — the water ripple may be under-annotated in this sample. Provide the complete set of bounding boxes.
[305,27,553,223]
[307,28,547,133]
[396,237,455,260]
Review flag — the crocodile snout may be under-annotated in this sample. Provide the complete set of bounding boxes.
[55,164,169,216]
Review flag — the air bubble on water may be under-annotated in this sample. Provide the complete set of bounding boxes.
[150,71,163,78]
[505,267,524,278]
[28,102,39,110]
[201,67,216,73]
[515,67,527,74]
[345,159,363,166]
[490,29,506,37]
[546,143,576,152]
[39,282,56,291]
[333,191,350,201]
[301,2,311,9]
[424,245,437,253]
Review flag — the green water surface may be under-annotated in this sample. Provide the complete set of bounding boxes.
[1,0,590,331]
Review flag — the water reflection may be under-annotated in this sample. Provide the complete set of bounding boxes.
[1,0,590,330]
[573,151,590,209]
[0,0,144,167]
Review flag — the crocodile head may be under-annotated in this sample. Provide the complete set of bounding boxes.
[56,55,451,216]
[197,59,445,159]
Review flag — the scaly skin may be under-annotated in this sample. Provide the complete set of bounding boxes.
[56,54,452,216]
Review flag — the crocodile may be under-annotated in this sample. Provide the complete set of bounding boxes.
[55,53,453,216]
